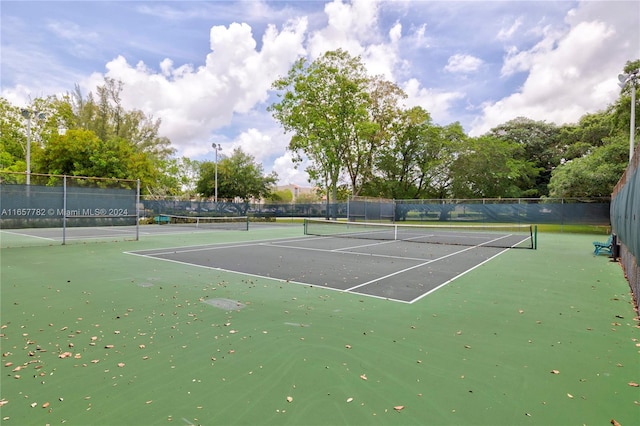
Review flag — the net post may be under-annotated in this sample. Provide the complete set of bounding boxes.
[533,225,537,250]
[245,215,249,231]
[303,218,308,235]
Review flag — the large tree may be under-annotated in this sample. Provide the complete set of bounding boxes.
[270,49,373,216]
[450,135,538,198]
[547,135,629,198]
[487,117,559,196]
[70,78,175,161]
[368,106,435,199]
[33,129,157,187]
[196,148,277,213]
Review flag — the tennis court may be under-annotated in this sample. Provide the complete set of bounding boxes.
[128,234,515,303]
[1,221,638,426]
[0,215,251,247]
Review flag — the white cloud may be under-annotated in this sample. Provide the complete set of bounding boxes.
[273,152,311,186]
[389,21,402,44]
[82,17,307,160]
[444,54,483,74]
[403,78,465,124]
[307,0,380,59]
[496,17,522,41]
[471,1,636,136]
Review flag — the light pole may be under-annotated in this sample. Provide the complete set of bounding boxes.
[618,70,639,162]
[212,143,222,203]
[20,109,45,185]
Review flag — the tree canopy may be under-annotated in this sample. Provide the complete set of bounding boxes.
[196,148,277,212]
[1,56,638,201]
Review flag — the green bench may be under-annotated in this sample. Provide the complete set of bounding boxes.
[154,215,170,224]
[592,235,613,256]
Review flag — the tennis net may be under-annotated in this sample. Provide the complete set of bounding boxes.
[156,215,249,231]
[304,219,536,249]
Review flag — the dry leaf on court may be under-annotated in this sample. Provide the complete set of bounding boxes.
[360,374,367,380]
[394,405,405,411]
[286,396,293,403]
[628,382,639,387]
[550,370,560,374]
[610,419,621,426]
[346,397,353,403]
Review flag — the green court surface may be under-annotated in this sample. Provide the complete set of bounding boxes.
[0,225,638,425]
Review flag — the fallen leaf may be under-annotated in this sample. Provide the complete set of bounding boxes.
[286,396,293,403]
[0,399,8,407]
[42,402,50,408]
[30,402,37,408]
[567,393,574,399]
[611,420,621,426]
[346,397,353,403]
[360,374,367,381]
[394,406,405,411]
[117,363,125,368]
[345,344,352,349]
[629,382,639,387]
[550,370,560,374]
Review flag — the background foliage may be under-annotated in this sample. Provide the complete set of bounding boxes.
[1,57,638,201]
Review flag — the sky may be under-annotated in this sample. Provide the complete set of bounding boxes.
[1,0,639,187]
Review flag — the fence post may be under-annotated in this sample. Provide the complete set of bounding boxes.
[136,179,140,241]
[62,175,67,245]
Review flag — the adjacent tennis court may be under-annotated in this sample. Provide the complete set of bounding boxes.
[0,216,250,247]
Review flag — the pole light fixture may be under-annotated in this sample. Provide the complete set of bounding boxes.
[20,109,45,185]
[618,70,639,162]
[212,143,222,203]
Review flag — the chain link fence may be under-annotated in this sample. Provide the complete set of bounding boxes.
[611,144,639,312]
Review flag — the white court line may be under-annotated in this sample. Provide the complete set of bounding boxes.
[344,243,487,293]
[0,230,56,241]
[263,241,430,262]
[126,234,517,304]
[407,248,509,304]
[124,235,313,256]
